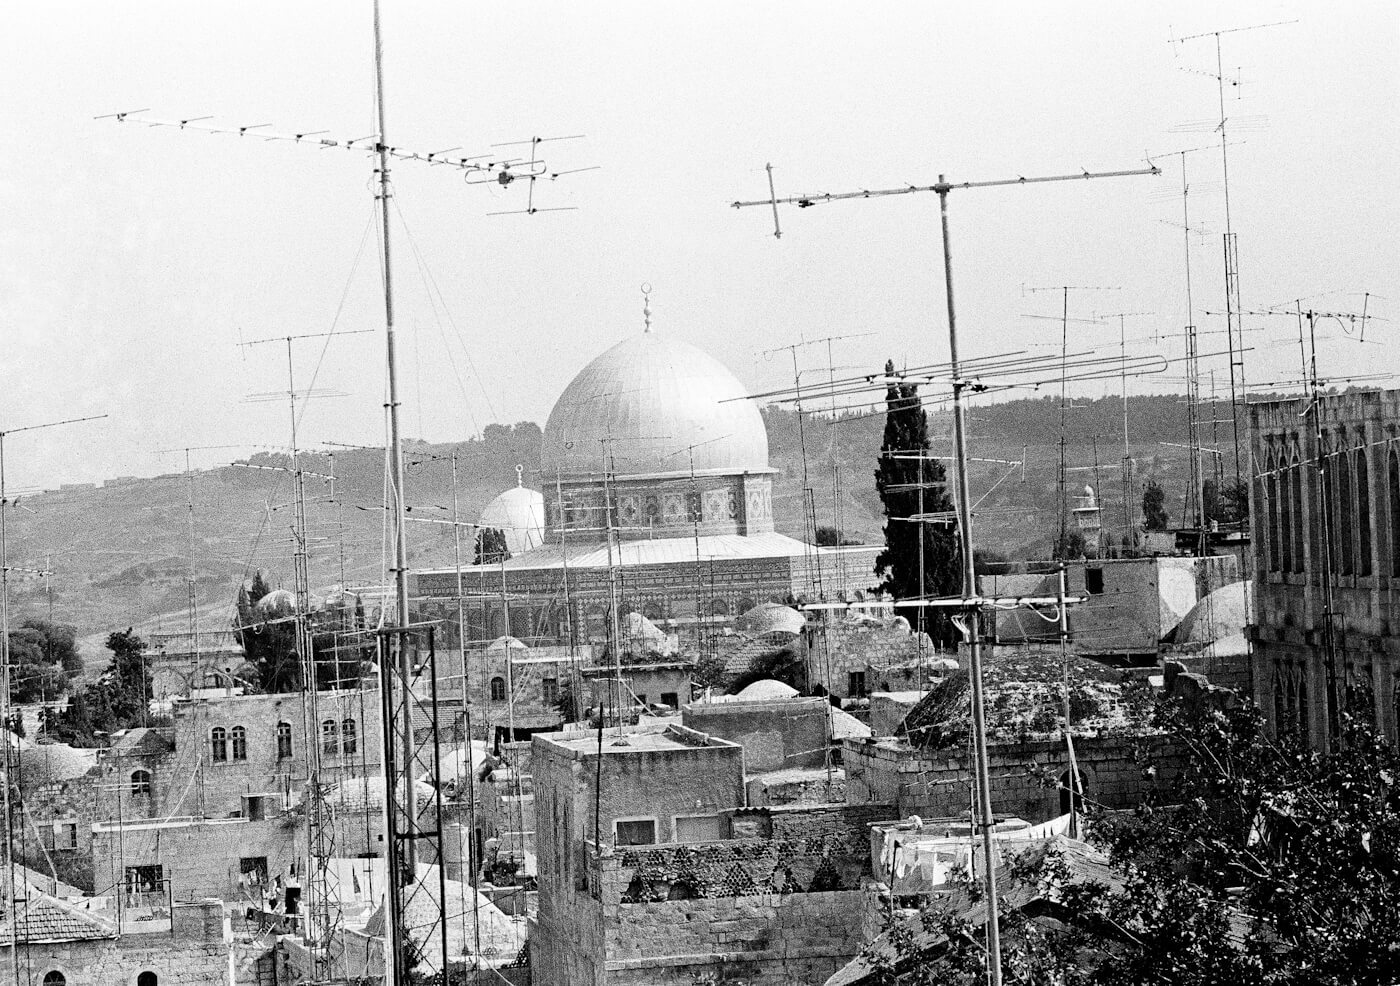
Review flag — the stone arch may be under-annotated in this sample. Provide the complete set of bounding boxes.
[1266,446,1282,572]
[1356,440,1373,576]
[1338,437,1355,576]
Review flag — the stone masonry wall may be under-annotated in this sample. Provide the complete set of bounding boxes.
[843,735,1179,822]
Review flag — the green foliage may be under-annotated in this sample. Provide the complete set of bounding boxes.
[1053,527,1087,561]
[234,574,301,693]
[1141,479,1169,531]
[874,359,960,644]
[44,629,152,746]
[871,700,1400,986]
[473,527,511,566]
[5,619,80,704]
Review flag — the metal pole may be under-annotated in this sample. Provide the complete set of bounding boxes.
[372,0,418,885]
[0,433,17,986]
[451,453,482,961]
[1307,312,1340,745]
[937,177,1003,986]
[1058,563,1082,837]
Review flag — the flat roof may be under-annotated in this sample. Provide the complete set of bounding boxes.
[535,724,739,757]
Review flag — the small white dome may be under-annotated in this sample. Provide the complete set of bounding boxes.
[479,482,546,555]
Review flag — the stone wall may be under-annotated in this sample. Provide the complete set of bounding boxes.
[1250,389,1400,749]
[683,697,831,771]
[842,735,1178,822]
[12,901,235,986]
[92,816,299,905]
[808,618,941,700]
[561,831,876,986]
[98,689,382,826]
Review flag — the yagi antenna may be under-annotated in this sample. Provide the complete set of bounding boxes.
[99,113,598,215]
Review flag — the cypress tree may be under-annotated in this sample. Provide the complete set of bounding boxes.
[873,360,960,645]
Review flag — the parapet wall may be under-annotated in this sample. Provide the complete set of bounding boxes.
[843,735,1179,821]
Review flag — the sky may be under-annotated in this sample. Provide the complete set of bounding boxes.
[3,1,1397,492]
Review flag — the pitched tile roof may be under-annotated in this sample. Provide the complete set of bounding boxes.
[0,894,116,943]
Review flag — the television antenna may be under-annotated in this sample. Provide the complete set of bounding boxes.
[733,158,1158,986]
[99,0,593,964]
[0,412,105,980]
[1022,284,1120,557]
[1168,17,1296,522]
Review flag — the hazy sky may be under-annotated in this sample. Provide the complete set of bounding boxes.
[3,1,1396,492]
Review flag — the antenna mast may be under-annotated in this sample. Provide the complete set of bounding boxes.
[1170,18,1295,529]
[0,413,105,985]
[735,160,1158,986]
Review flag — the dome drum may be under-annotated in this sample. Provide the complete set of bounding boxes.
[544,472,774,542]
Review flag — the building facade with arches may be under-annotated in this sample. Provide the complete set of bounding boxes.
[1251,389,1400,750]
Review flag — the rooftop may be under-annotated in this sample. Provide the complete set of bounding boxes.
[535,723,740,758]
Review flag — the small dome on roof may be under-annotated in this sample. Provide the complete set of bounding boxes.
[735,679,799,701]
[480,470,546,555]
[256,589,296,618]
[1176,581,1252,645]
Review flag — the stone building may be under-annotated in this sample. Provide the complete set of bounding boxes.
[412,328,880,654]
[0,893,248,986]
[842,734,1175,823]
[529,723,894,985]
[984,556,1240,661]
[89,688,383,905]
[1250,388,1400,748]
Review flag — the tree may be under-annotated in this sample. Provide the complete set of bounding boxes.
[45,629,152,746]
[474,527,511,567]
[1052,527,1087,561]
[867,700,1400,986]
[874,359,960,644]
[5,619,80,704]
[1141,479,1169,531]
[233,573,300,693]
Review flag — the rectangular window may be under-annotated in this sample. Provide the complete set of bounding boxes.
[542,677,559,705]
[240,856,269,885]
[125,864,164,894]
[661,692,679,709]
[1085,568,1105,595]
[848,671,868,697]
[675,814,722,842]
[46,822,78,850]
[614,818,656,846]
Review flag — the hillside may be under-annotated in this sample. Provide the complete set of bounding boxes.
[4,396,1219,647]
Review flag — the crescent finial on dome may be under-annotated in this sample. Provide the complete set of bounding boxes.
[641,282,652,334]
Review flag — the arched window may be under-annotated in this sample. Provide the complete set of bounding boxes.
[321,719,338,755]
[131,769,152,796]
[230,725,248,762]
[1272,667,1286,729]
[138,973,158,986]
[1278,455,1293,573]
[210,727,227,763]
[1290,450,1305,573]
[342,718,357,756]
[1297,671,1310,743]
[276,721,293,760]
[489,677,506,702]
[709,598,730,617]
[1356,446,1373,576]
[1338,445,1355,576]
[1389,449,1400,577]
[1266,451,1281,572]
[41,973,65,986]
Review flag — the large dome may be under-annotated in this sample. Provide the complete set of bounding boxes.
[541,332,770,479]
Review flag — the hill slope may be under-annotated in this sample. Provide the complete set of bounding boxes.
[5,397,1218,642]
